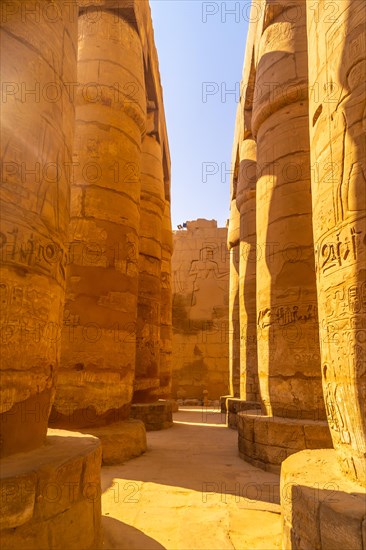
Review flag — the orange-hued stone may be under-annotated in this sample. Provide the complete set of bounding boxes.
[228,246,240,397]
[252,1,325,421]
[237,137,259,402]
[157,200,174,399]
[227,200,241,397]
[307,0,366,486]
[53,9,147,428]
[0,0,78,456]
[133,134,165,403]
[172,219,230,400]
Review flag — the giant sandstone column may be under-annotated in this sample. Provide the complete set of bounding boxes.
[52,7,147,459]
[281,2,366,547]
[158,200,174,399]
[308,0,366,488]
[237,137,259,404]
[224,6,262,428]
[0,0,77,456]
[227,200,241,398]
[133,129,165,403]
[131,199,174,430]
[0,2,101,547]
[238,0,332,473]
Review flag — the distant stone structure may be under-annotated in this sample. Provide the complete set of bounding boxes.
[230,0,366,547]
[172,219,230,401]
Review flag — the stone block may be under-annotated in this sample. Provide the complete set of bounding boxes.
[238,412,332,472]
[130,401,173,431]
[0,430,102,550]
[79,420,147,465]
[281,449,366,550]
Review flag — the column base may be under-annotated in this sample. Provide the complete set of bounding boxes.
[237,410,332,474]
[227,398,261,429]
[0,430,102,550]
[167,399,179,413]
[79,420,147,465]
[219,395,233,414]
[130,400,173,431]
[281,449,366,550]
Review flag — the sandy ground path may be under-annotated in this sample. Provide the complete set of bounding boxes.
[101,407,282,550]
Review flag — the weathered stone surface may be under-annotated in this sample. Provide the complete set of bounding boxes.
[238,411,332,475]
[0,430,102,549]
[134,133,165,404]
[227,199,241,398]
[79,420,147,465]
[152,200,173,400]
[130,401,173,431]
[220,395,232,414]
[307,0,366,487]
[172,219,230,400]
[229,1,334,479]
[281,449,366,550]
[228,247,241,398]
[236,138,259,402]
[53,9,147,428]
[253,2,324,421]
[0,0,78,457]
[227,398,261,429]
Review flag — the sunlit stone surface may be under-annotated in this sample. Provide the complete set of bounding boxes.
[0,2,102,548]
[307,0,366,487]
[172,220,230,401]
[0,0,78,457]
[54,8,147,428]
[230,0,366,548]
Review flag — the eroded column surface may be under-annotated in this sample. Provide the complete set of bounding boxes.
[237,137,259,402]
[133,132,165,403]
[307,0,366,486]
[158,200,174,399]
[0,0,78,456]
[252,1,325,421]
[228,203,241,398]
[53,10,146,428]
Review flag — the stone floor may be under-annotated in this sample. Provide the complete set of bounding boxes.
[101,407,282,549]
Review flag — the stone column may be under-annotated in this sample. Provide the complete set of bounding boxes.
[53,9,147,429]
[131,200,174,430]
[158,200,174,399]
[237,137,259,403]
[227,201,241,398]
[226,144,261,428]
[238,0,332,473]
[0,2,101,547]
[0,0,77,457]
[307,0,366,488]
[133,131,165,403]
[281,2,366,547]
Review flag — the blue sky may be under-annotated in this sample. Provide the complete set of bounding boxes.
[150,1,249,228]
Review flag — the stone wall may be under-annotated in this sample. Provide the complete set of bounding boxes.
[171,219,230,401]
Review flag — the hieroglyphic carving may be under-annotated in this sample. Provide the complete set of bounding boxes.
[307,0,366,484]
[171,220,230,399]
[53,8,147,426]
[0,0,78,456]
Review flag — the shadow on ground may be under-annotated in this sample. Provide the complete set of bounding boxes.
[102,516,166,549]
